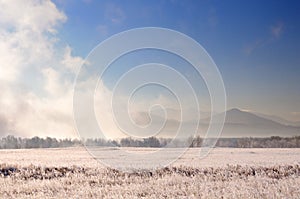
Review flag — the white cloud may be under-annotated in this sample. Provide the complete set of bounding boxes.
[0,0,79,138]
[0,0,66,33]
[61,46,84,74]
[42,67,65,96]
[94,80,124,139]
[0,0,66,83]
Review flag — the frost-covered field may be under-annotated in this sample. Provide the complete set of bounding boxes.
[0,147,300,198]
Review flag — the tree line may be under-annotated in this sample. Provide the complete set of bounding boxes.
[0,135,300,149]
[0,135,81,149]
[216,136,300,148]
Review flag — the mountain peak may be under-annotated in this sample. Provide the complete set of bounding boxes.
[228,108,242,113]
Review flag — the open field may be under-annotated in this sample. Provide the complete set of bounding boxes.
[0,147,300,198]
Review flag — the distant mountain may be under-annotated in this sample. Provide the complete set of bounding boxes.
[253,112,300,127]
[211,108,300,137]
[133,108,300,138]
[224,108,281,126]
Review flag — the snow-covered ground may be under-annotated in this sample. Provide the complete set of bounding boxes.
[0,147,299,198]
[0,147,299,168]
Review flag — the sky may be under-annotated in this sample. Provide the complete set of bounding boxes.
[0,0,299,139]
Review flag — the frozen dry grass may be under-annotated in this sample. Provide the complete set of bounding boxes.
[0,147,299,198]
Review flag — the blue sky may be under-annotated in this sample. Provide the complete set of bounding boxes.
[53,0,300,120]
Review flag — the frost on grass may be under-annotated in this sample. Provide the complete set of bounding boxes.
[0,163,299,198]
[0,148,299,198]
[0,164,300,180]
